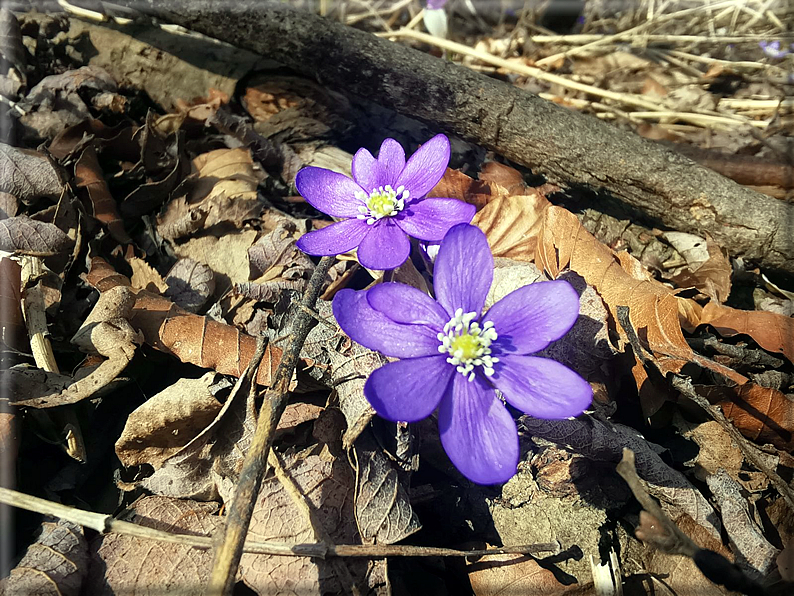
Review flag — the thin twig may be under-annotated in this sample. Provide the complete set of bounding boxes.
[0,486,557,558]
[616,449,700,557]
[208,255,334,595]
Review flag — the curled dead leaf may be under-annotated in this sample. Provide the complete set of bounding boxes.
[116,372,222,470]
[130,289,280,386]
[698,301,794,365]
[698,383,794,451]
[473,192,551,261]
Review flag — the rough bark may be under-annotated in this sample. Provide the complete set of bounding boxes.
[112,1,794,277]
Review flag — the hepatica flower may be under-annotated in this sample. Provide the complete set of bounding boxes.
[759,40,791,58]
[295,135,475,270]
[333,224,592,484]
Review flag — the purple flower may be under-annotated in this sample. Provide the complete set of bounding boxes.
[759,40,789,58]
[333,224,592,484]
[426,0,448,9]
[295,135,475,270]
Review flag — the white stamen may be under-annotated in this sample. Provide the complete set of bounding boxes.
[355,184,409,225]
[438,309,499,382]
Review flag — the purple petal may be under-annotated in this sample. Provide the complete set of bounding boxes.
[356,221,411,270]
[438,374,519,485]
[295,167,366,218]
[485,280,580,355]
[351,148,381,192]
[367,282,448,328]
[395,197,476,242]
[433,223,493,317]
[296,218,370,256]
[333,289,440,358]
[395,134,450,199]
[376,138,406,187]
[352,139,407,191]
[490,355,592,419]
[365,356,452,422]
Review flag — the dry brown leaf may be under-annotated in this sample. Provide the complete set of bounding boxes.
[0,9,26,72]
[0,143,61,203]
[352,440,422,545]
[156,197,209,241]
[698,383,794,451]
[778,540,794,582]
[115,372,222,469]
[427,167,495,210]
[164,257,215,312]
[644,548,731,596]
[532,205,695,417]
[247,220,312,280]
[643,513,733,596]
[4,520,88,596]
[0,191,19,218]
[187,147,264,228]
[130,287,280,387]
[467,553,576,596]
[84,255,132,292]
[302,299,382,448]
[29,64,117,96]
[677,418,768,490]
[478,161,527,194]
[239,452,362,596]
[173,229,258,291]
[236,220,314,303]
[79,256,281,387]
[538,206,692,360]
[698,301,794,365]
[74,144,130,244]
[706,469,778,576]
[473,192,552,262]
[128,255,168,294]
[13,286,142,408]
[139,359,258,500]
[276,402,324,436]
[0,409,16,460]
[88,496,221,596]
[521,416,721,538]
[242,83,301,121]
[140,366,319,502]
[116,112,190,220]
[0,215,72,257]
[0,255,26,352]
[668,236,732,303]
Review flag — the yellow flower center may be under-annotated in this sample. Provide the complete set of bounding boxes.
[449,333,480,361]
[438,309,499,381]
[355,185,409,225]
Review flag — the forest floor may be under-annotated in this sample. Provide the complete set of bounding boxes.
[1,1,793,595]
